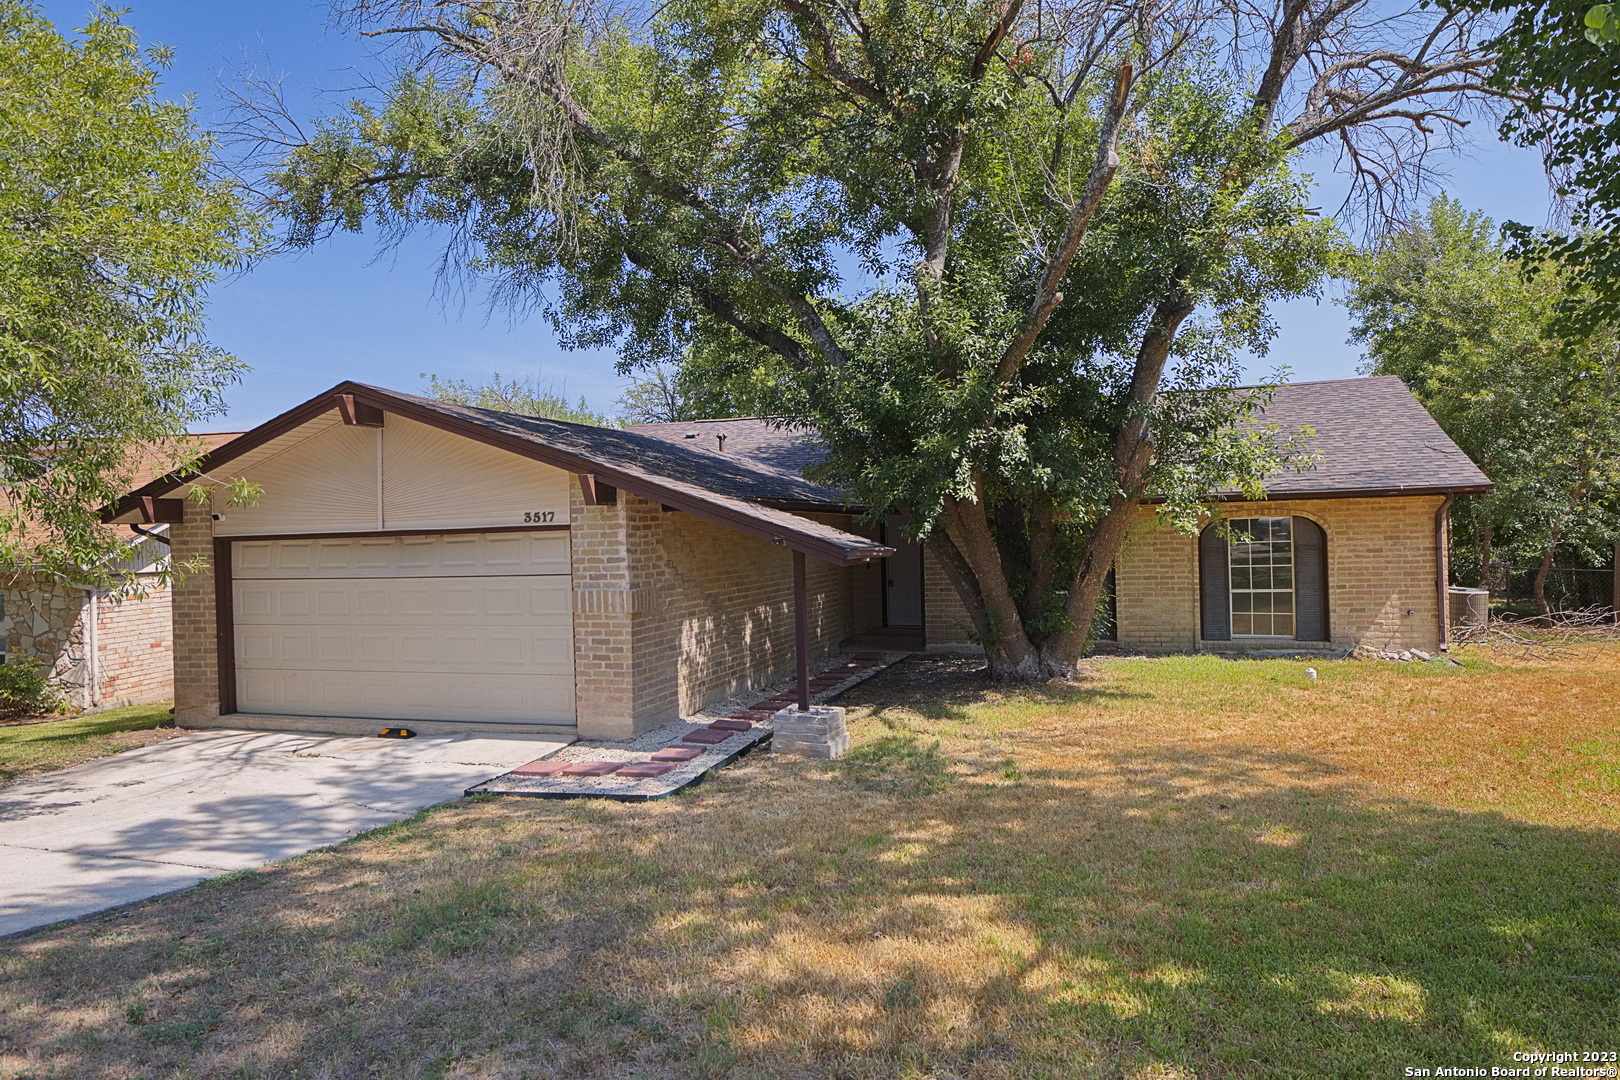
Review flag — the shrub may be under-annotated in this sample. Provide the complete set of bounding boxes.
[0,659,59,718]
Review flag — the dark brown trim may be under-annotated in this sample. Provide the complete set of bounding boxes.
[576,474,617,506]
[344,388,883,564]
[106,381,889,566]
[107,392,345,520]
[139,497,185,524]
[213,537,237,717]
[215,523,570,544]
[1436,493,1454,653]
[1203,484,1493,502]
[339,394,384,426]
[793,550,810,711]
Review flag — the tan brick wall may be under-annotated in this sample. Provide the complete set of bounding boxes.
[923,542,978,650]
[170,511,220,725]
[569,478,634,738]
[623,494,854,726]
[1115,496,1445,653]
[1115,511,1201,653]
[94,581,173,707]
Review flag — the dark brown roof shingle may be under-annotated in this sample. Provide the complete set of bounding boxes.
[1228,376,1491,497]
[631,376,1492,500]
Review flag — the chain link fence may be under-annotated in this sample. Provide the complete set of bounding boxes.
[1495,566,1616,614]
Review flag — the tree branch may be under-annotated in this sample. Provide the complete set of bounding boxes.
[372,17,852,369]
[994,61,1133,385]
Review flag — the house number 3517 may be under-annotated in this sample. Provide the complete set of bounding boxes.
[524,511,556,523]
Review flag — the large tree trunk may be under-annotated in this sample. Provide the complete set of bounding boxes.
[1476,514,1493,591]
[1044,281,1196,673]
[928,279,1196,682]
[941,490,1045,679]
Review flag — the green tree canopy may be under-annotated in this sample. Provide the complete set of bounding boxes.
[0,3,260,580]
[1470,0,1620,331]
[423,371,611,425]
[1346,196,1620,614]
[256,0,1506,677]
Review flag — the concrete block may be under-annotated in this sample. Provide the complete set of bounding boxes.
[772,705,849,759]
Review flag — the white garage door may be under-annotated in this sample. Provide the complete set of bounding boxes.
[232,532,574,728]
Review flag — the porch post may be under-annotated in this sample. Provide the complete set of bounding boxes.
[794,549,810,711]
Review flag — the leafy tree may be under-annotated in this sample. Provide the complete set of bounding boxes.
[1346,197,1620,615]
[1470,0,1620,330]
[617,364,691,423]
[255,0,1506,678]
[1587,3,1618,41]
[423,370,610,424]
[617,354,786,423]
[0,3,259,580]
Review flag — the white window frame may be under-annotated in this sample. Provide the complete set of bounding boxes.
[1228,517,1296,638]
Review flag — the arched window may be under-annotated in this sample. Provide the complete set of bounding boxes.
[1200,517,1328,642]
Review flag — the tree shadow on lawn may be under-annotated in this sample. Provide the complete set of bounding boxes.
[1,746,1616,1078]
[845,654,1150,727]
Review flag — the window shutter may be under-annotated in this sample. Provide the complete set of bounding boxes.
[1199,523,1231,641]
[1293,516,1329,641]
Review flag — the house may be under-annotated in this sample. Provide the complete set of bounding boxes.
[104,375,1488,740]
[4,433,243,712]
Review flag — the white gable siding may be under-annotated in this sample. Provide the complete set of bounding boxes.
[211,422,379,536]
[381,416,569,531]
[210,415,571,536]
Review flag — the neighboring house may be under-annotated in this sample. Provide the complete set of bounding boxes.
[105,376,1488,740]
[4,434,241,712]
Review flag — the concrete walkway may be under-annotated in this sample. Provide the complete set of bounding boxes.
[0,729,570,938]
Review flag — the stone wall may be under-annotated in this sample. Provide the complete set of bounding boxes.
[1,573,173,711]
[1115,495,1446,653]
[1,575,88,704]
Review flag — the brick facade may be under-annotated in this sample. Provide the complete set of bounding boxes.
[162,447,1451,738]
[1,573,173,712]
[92,584,173,707]
[171,514,220,725]
[922,543,978,650]
[570,477,857,738]
[1115,495,1445,654]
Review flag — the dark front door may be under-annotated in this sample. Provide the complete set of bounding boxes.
[882,519,924,627]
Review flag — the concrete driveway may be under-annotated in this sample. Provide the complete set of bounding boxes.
[0,729,569,938]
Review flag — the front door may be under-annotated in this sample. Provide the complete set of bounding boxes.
[882,519,924,627]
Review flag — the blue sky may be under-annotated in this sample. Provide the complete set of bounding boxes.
[41,0,1559,430]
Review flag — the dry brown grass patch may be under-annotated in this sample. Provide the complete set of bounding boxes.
[1,652,1615,1078]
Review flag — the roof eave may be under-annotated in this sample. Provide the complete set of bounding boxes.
[1208,481,1495,501]
[103,383,893,566]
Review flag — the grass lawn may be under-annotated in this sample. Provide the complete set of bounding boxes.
[1,651,1616,1079]
[0,703,180,784]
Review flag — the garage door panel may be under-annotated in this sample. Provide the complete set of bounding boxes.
[233,532,569,578]
[232,533,575,726]
[235,625,572,672]
[236,669,574,724]
[239,577,569,623]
